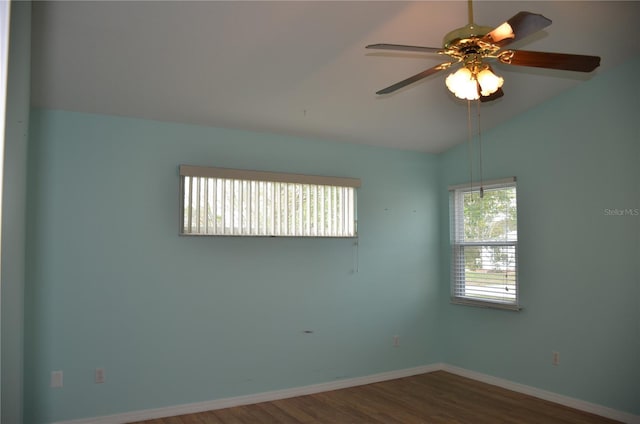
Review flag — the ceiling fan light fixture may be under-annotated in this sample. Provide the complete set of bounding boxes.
[446,64,504,100]
[477,67,504,96]
[446,67,480,100]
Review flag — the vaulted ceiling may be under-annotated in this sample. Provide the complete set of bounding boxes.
[30,1,640,153]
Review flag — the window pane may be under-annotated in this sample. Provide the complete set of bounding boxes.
[181,174,357,237]
[463,186,517,242]
[454,245,517,303]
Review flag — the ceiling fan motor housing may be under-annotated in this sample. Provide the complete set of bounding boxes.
[443,23,493,49]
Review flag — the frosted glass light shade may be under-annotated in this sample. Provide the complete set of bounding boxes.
[445,67,479,100]
[477,68,504,96]
[446,66,504,100]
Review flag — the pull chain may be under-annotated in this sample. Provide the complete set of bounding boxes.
[476,99,484,198]
[467,100,473,193]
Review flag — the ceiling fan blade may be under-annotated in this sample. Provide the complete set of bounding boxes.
[482,11,552,48]
[375,63,452,95]
[499,50,601,72]
[480,87,504,103]
[366,43,442,54]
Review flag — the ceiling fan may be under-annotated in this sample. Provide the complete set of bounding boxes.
[366,1,601,101]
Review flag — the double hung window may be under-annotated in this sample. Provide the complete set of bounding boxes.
[450,178,519,310]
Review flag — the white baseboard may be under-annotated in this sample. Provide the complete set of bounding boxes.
[54,364,441,424]
[54,363,640,424]
[441,364,640,424]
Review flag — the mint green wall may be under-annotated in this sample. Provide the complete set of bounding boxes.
[25,110,442,423]
[23,52,639,423]
[2,2,30,423]
[438,56,640,415]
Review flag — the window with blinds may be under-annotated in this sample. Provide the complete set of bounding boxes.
[179,165,360,237]
[450,178,519,310]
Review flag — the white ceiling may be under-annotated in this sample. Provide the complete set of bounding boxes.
[30,1,640,153]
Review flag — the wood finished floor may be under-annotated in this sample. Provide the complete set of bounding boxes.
[131,371,620,424]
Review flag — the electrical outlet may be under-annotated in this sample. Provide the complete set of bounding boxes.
[95,368,105,384]
[51,371,63,388]
[393,335,400,347]
[552,351,560,366]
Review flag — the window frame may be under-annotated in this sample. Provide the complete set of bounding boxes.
[179,165,360,238]
[449,177,520,311]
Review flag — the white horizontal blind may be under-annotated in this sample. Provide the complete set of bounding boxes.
[450,178,518,309]
[180,166,359,237]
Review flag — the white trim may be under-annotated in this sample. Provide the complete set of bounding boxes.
[441,364,640,424]
[448,176,516,191]
[450,297,522,311]
[53,364,441,424]
[52,363,640,424]
[179,165,361,188]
